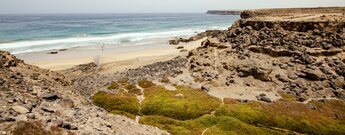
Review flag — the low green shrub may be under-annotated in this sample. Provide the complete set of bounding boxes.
[107,82,120,90]
[138,80,156,88]
[111,110,136,120]
[214,101,345,135]
[140,115,283,135]
[125,84,136,90]
[280,93,296,102]
[128,88,142,95]
[141,86,221,120]
[92,91,140,115]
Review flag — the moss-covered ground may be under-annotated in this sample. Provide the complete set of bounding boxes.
[141,85,221,120]
[93,80,345,135]
[92,91,140,115]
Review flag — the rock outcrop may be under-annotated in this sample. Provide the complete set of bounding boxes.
[0,51,168,134]
[177,7,345,102]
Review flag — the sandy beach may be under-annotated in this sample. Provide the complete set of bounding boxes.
[2,6,345,135]
[16,38,204,73]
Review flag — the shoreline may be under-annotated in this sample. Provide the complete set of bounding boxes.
[2,7,345,135]
[16,37,204,73]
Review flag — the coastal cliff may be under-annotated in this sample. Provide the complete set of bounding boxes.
[163,7,345,134]
[206,10,242,15]
[1,7,345,135]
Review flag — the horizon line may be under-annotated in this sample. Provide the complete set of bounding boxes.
[0,12,214,15]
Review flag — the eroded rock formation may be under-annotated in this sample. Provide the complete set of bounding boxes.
[184,7,345,102]
[0,51,168,134]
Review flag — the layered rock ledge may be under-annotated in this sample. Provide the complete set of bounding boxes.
[172,7,345,102]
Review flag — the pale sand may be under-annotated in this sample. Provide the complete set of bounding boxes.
[16,38,204,73]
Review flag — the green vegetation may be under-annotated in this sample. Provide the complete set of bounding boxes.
[128,88,142,95]
[141,99,345,135]
[141,86,221,120]
[140,115,284,135]
[92,91,140,115]
[138,79,156,88]
[125,84,136,90]
[280,93,297,102]
[93,79,345,135]
[107,82,120,90]
[214,100,345,135]
[111,110,136,119]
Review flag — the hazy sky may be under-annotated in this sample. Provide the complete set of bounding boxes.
[1,0,345,14]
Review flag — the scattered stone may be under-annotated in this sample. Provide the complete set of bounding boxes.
[41,107,55,113]
[180,49,188,52]
[58,121,78,130]
[201,85,211,92]
[175,93,184,98]
[258,96,272,103]
[41,93,61,101]
[176,46,184,49]
[0,117,16,122]
[11,105,29,114]
[279,64,288,69]
[276,74,289,82]
[27,113,36,119]
[301,69,325,81]
[59,49,68,51]
[47,51,58,54]
[236,99,249,103]
[297,95,307,102]
[287,72,298,80]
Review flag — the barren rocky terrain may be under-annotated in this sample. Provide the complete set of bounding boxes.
[171,7,345,103]
[1,7,345,135]
[0,51,168,134]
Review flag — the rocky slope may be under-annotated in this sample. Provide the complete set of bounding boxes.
[0,51,168,135]
[171,7,345,102]
[1,7,345,135]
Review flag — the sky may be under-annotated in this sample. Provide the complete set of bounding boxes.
[0,0,345,14]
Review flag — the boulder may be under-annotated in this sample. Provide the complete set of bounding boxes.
[201,84,211,92]
[41,107,55,113]
[11,105,29,114]
[301,69,325,81]
[27,113,36,119]
[257,94,272,102]
[236,62,272,81]
[336,66,345,77]
[333,77,345,89]
[287,72,298,80]
[276,74,290,82]
[41,93,61,101]
[58,121,78,130]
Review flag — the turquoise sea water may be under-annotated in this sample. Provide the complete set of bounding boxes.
[0,13,239,54]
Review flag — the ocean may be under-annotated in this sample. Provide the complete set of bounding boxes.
[0,13,239,54]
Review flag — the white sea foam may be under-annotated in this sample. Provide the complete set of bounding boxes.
[0,27,228,54]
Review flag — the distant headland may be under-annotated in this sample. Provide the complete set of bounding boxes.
[206,10,242,15]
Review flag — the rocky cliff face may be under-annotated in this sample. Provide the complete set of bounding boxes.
[175,7,345,102]
[0,51,168,134]
[240,7,345,19]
